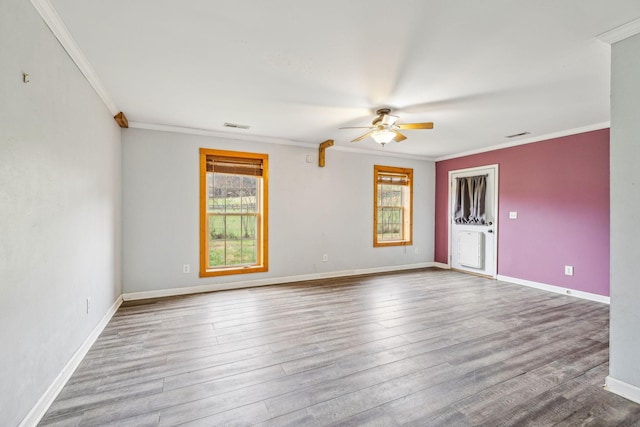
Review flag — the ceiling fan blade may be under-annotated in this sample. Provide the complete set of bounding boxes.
[393,131,407,142]
[396,122,434,130]
[352,131,375,142]
[339,126,374,129]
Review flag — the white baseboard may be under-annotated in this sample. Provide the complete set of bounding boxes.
[605,376,640,404]
[123,262,436,301]
[432,262,450,270]
[497,275,610,304]
[19,295,123,427]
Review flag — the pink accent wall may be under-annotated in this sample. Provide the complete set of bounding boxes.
[435,129,610,296]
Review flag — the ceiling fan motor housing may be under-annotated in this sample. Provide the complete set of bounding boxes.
[372,108,392,125]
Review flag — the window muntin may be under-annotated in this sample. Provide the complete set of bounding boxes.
[374,165,413,247]
[200,149,268,276]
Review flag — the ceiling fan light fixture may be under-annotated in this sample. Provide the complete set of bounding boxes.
[371,129,396,145]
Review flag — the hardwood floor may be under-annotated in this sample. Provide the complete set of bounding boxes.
[39,268,640,426]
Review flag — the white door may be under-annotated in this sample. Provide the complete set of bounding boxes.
[448,165,498,278]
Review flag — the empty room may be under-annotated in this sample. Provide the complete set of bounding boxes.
[3,0,640,426]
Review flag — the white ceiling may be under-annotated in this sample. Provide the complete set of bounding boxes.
[47,0,640,159]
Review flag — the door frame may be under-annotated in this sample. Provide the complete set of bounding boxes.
[447,164,499,278]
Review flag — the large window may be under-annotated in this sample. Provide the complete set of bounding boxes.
[200,149,268,277]
[374,165,413,247]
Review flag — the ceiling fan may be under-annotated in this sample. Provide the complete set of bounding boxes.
[340,108,434,146]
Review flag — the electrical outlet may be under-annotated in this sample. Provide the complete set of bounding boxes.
[322,254,328,262]
[183,264,190,274]
[564,265,574,276]
[86,297,91,314]
[509,211,518,219]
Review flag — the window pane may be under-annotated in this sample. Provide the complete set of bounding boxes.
[378,207,403,241]
[241,176,258,213]
[377,183,404,241]
[209,174,257,266]
[211,173,227,213]
[208,214,258,267]
[379,184,402,207]
[225,174,242,213]
[208,215,226,267]
[240,215,257,264]
[225,214,242,266]
[206,173,215,213]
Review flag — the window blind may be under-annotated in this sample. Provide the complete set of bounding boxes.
[377,174,409,185]
[206,156,263,176]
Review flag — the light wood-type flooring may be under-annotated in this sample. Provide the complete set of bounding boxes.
[39,268,640,426]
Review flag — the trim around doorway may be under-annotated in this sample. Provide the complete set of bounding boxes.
[447,164,499,278]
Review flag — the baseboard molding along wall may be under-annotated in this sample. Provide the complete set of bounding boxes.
[19,295,123,427]
[605,376,640,405]
[432,262,450,270]
[123,262,436,301]
[496,274,610,304]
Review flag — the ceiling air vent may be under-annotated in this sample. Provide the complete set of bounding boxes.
[224,122,251,130]
[505,131,530,138]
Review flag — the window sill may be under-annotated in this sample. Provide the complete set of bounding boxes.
[374,240,412,248]
[200,265,267,278]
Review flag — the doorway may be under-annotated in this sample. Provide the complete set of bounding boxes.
[448,165,499,278]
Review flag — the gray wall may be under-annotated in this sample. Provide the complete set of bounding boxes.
[0,0,122,425]
[122,128,435,294]
[609,33,640,390]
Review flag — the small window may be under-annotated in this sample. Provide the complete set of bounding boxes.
[200,149,268,277]
[374,165,413,247]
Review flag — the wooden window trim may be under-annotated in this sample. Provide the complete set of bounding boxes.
[199,148,269,277]
[374,165,413,247]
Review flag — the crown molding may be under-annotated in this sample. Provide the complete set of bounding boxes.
[597,18,640,45]
[129,121,319,148]
[128,122,435,162]
[30,0,118,115]
[330,144,434,161]
[434,122,610,162]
